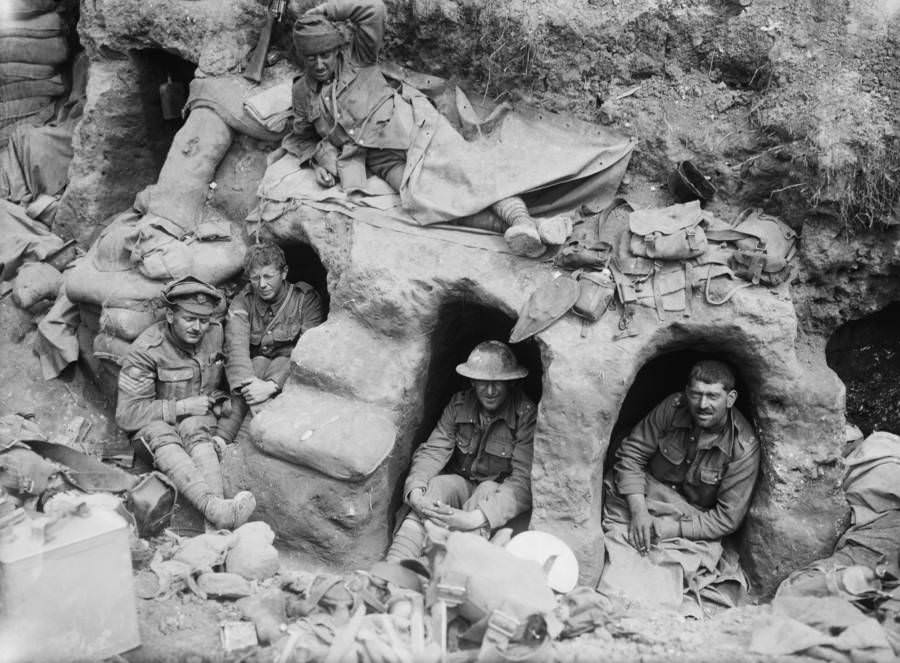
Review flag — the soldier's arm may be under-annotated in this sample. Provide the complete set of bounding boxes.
[678,435,761,540]
[116,348,173,432]
[323,0,385,65]
[477,402,536,529]
[614,396,674,497]
[224,294,256,392]
[280,79,323,162]
[402,399,456,502]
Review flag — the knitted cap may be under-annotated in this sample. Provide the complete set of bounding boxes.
[293,15,345,56]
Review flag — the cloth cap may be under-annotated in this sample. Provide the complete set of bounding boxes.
[456,341,527,381]
[293,15,345,56]
[161,275,223,316]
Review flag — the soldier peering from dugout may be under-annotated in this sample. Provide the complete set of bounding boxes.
[215,242,324,446]
[599,359,761,607]
[116,276,257,530]
[386,341,536,561]
[274,0,577,259]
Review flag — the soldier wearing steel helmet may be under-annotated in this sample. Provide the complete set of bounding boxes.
[386,340,536,561]
[116,276,256,531]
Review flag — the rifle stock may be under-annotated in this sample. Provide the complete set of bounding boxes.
[244,0,284,83]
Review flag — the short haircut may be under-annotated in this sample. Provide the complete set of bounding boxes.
[244,241,286,273]
[688,359,736,392]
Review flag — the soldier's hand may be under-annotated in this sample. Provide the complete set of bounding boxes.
[240,378,279,405]
[651,517,680,542]
[423,505,487,532]
[408,487,428,514]
[177,395,213,417]
[628,509,653,555]
[313,164,335,188]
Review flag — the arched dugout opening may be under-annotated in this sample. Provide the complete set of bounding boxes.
[129,48,196,171]
[603,347,758,549]
[395,298,544,526]
[280,241,331,318]
[826,302,900,436]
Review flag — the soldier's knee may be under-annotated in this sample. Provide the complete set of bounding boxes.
[425,474,471,503]
[177,415,214,453]
[137,422,182,453]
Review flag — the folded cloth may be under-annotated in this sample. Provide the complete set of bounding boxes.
[243,80,293,133]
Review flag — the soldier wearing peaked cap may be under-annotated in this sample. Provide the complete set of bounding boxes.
[386,341,536,561]
[116,275,257,530]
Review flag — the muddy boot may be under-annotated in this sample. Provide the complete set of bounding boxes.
[153,443,256,530]
[190,442,224,499]
[536,214,573,247]
[492,197,545,258]
[385,514,427,562]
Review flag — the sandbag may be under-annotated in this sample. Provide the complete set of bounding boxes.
[3,0,59,18]
[99,302,163,342]
[0,96,55,126]
[225,521,279,581]
[0,61,57,84]
[64,252,163,306]
[11,261,61,309]
[196,572,252,599]
[140,108,233,232]
[434,531,557,623]
[251,387,396,481]
[0,103,55,144]
[0,36,68,66]
[0,76,65,102]
[92,331,135,366]
[129,215,247,283]
[0,11,63,38]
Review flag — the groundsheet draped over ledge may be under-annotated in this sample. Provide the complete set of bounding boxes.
[251,74,635,227]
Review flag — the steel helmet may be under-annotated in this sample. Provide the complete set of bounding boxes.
[456,341,528,381]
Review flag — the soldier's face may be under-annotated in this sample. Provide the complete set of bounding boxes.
[472,379,510,414]
[248,263,288,303]
[167,307,211,346]
[685,379,737,430]
[304,48,339,83]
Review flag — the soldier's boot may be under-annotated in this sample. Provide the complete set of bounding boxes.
[189,441,224,499]
[492,197,545,258]
[153,443,256,530]
[385,514,427,562]
[535,214,573,246]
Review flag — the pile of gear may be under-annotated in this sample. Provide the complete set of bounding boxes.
[750,431,900,662]
[0,413,176,541]
[129,520,618,663]
[510,198,798,342]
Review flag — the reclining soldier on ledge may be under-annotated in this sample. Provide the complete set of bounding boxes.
[599,359,761,611]
[274,0,585,258]
[116,276,257,531]
[386,341,536,561]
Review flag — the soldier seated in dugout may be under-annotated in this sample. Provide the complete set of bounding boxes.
[215,242,324,447]
[599,359,760,605]
[116,276,257,530]
[386,341,536,561]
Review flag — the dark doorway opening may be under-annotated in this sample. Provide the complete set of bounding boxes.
[394,299,543,529]
[129,48,197,172]
[826,302,900,436]
[281,242,330,319]
[607,349,754,467]
[414,299,543,450]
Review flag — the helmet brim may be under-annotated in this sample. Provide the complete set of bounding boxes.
[455,363,528,381]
